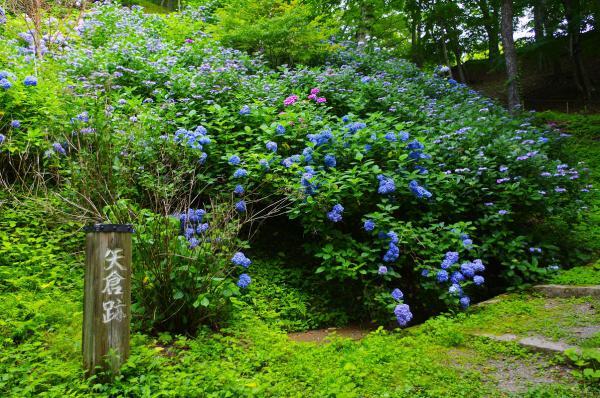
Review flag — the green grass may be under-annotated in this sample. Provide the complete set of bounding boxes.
[549,261,600,285]
[536,112,600,261]
[2,185,600,397]
[460,294,600,346]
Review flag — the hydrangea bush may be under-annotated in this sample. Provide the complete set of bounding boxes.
[0,2,594,330]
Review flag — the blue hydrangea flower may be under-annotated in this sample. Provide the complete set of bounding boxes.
[233,168,248,178]
[0,134,5,144]
[235,200,247,213]
[459,296,470,308]
[460,262,475,278]
[188,237,199,249]
[307,130,333,146]
[276,124,286,135]
[23,76,37,86]
[448,283,462,295]
[437,270,449,283]
[346,122,367,133]
[11,120,20,128]
[462,238,473,247]
[174,127,211,151]
[377,175,395,194]
[184,227,195,239]
[391,288,403,301]
[232,252,251,268]
[237,273,252,288]
[52,142,66,155]
[378,265,388,275]
[228,155,241,165]
[385,132,397,142]
[394,303,413,326]
[406,140,424,150]
[398,131,410,141]
[302,147,313,163]
[0,79,11,89]
[327,204,343,222]
[363,219,375,232]
[421,269,430,277]
[259,159,270,170]
[450,271,465,284]
[239,105,250,115]
[383,243,399,262]
[409,180,432,199]
[199,152,208,164]
[441,252,459,269]
[387,231,399,244]
[196,223,209,234]
[473,275,485,286]
[266,141,277,152]
[324,154,336,168]
[233,184,245,195]
[472,259,485,273]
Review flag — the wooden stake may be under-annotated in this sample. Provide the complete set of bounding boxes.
[83,224,133,377]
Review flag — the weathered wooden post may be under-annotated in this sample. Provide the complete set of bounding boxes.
[83,224,133,377]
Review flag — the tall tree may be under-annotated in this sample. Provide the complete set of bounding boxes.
[562,0,594,100]
[532,0,546,41]
[500,0,521,112]
[477,0,501,62]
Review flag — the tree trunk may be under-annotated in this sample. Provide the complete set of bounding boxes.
[500,0,521,112]
[533,0,546,41]
[453,44,466,83]
[562,0,594,101]
[357,1,375,42]
[478,0,500,63]
[442,39,454,79]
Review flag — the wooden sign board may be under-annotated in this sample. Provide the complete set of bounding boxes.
[83,224,133,377]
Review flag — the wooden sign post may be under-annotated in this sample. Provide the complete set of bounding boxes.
[83,224,133,377]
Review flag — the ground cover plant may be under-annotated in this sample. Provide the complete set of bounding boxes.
[1,1,599,397]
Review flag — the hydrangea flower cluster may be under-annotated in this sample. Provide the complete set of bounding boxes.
[231,253,252,288]
[408,180,432,199]
[283,95,298,106]
[430,250,485,308]
[177,208,208,249]
[383,231,400,262]
[174,126,211,154]
[232,251,252,268]
[324,154,336,168]
[394,303,413,326]
[307,87,326,103]
[327,204,344,222]
[377,175,396,194]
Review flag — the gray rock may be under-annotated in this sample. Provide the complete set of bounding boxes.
[532,284,600,298]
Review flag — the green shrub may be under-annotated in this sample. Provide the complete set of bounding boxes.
[210,0,337,66]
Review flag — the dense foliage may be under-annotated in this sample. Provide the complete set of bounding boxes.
[0,2,595,334]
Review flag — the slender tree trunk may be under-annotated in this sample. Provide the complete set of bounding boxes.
[452,44,466,83]
[357,1,375,42]
[442,39,454,79]
[533,0,546,41]
[500,0,521,112]
[562,0,594,100]
[478,0,500,63]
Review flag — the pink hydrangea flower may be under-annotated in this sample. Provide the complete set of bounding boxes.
[310,88,320,95]
[316,97,327,103]
[308,94,317,100]
[283,95,298,106]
